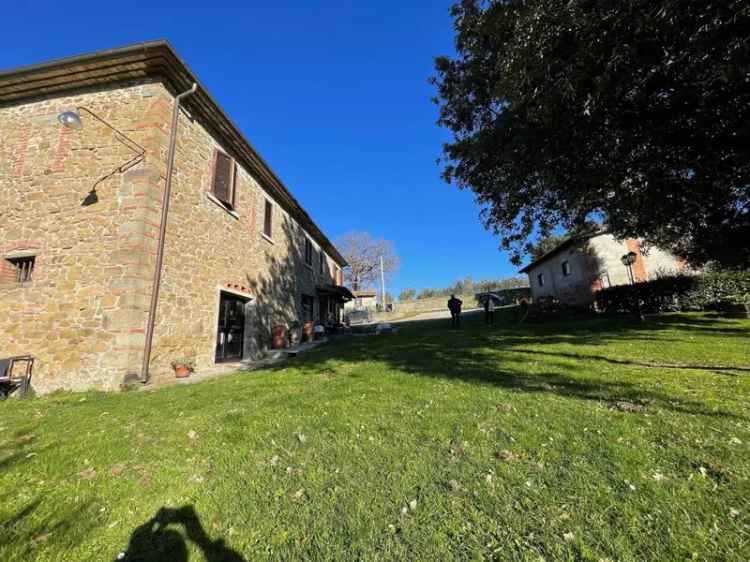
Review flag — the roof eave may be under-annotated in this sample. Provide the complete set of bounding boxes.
[0,40,347,267]
[518,231,604,274]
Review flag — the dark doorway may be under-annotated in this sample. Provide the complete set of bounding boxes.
[215,292,247,362]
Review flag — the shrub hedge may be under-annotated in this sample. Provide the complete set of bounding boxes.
[594,270,750,314]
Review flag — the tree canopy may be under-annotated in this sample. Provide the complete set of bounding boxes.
[526,221,601,260]
[432,0,750,268]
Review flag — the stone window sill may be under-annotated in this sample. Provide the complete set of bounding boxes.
[0,281,33,289]
[205,191,239,220]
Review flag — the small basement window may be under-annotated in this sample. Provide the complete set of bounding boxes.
[562,261,571,276]
[537,273,545,287]
[6,256,35,283]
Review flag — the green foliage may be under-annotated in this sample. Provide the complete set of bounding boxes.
[527,222,602,260]
[526,234,568,261]
[417,288,439,299]
[595,270,750,313]
[415,276,528,300]
[432,0,750,267]
[681,270,750,309]
[1,311,748,560]
[170,356,195,371]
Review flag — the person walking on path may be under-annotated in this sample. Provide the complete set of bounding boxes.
[448,294,463,329]
[484,295,496,326]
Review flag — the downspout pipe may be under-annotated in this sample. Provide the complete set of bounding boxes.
[141,82,198,384]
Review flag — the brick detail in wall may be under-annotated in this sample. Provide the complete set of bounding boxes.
[12,124,32,177]
[625,238,648,281]
[50,125,73,172]
[0,82,171,394]
[1,79,344,393]
[0,259,17,283]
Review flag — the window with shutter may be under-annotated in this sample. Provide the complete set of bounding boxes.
[319,250,325,274]
[212,150,235,207]
[304,239,313,266]
[263,200,273,238]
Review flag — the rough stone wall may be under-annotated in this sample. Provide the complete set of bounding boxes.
[141,94,342,385]
[344,295,377,311]
[640,244,687,277]
[527,234,687,305]
[589,235,634,287]
[526,241,603,305]
[1,79,343,393]
[0,80,170,392]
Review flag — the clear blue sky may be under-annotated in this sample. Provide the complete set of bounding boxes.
[3,0,526,295]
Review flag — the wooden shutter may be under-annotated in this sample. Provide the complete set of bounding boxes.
[264,200,273,237]
[212,151,234,206]
[231,165,238,208]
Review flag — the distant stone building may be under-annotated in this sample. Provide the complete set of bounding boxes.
[519,232,688,306]
[344,290,378,311]
[0,41,350,393]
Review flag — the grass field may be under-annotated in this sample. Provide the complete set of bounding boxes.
[1,309,749,561]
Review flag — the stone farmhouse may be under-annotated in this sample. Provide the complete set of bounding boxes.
[0,41,351,393]
[344,290,378,312]
[520,232,688,306]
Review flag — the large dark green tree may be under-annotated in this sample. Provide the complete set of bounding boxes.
[432,0,750,267]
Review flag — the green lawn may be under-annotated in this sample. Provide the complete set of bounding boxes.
[1,310,749,561]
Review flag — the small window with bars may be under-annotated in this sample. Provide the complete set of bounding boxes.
[5,256,35,283]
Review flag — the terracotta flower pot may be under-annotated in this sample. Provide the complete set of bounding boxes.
[303,321,315,342]
[272,325,287,349]
[174,364,191,378]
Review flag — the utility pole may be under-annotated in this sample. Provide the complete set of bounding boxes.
[380,255,386,311]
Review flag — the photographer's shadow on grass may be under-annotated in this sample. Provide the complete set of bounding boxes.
[116,506,245,562]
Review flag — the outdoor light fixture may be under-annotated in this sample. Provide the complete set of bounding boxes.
[621,251,637,266]
[57,110,83,129]
[621,251,644,321]
[621,251,637,285]
[54,106,146,206]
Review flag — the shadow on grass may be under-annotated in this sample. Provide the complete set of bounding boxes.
[505,348,750,374]
[117,506,245,562]
[0,498,95,560]
[281,310,748,419]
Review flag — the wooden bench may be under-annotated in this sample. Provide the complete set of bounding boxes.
[0,356,34,399]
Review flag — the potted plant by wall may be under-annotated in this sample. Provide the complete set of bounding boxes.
[272,325,287,349]
[171,356,195,378]
[303,320,315,342]
[289,321,302,346]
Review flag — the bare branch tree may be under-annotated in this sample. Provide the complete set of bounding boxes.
[335,231,399,291]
